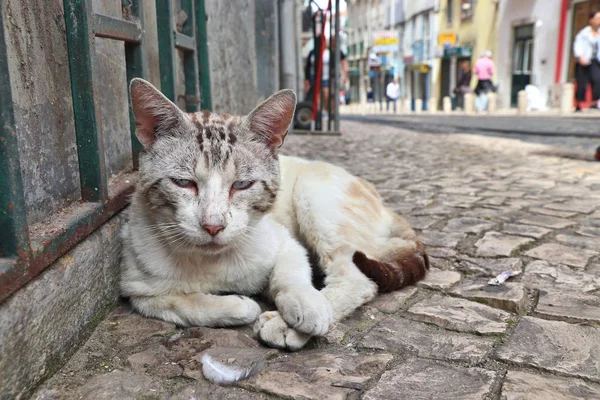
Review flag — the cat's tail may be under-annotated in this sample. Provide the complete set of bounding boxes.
[351,213,429,293]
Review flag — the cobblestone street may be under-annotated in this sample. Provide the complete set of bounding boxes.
[36,120,600,399]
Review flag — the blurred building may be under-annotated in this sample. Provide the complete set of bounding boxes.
[436,0,499,109]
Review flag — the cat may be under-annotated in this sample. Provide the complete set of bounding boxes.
[120,78,429,351]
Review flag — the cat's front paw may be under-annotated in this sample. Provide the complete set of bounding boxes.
[228,295,262,325]
[253,311,311,351]
[275,287,333,336]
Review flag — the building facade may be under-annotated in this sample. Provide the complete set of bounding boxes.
[401,0,439,110]
[436,0,499,109]
[496,0,562,109]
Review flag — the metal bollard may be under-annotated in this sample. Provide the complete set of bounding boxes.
[560,83,574,114]
[487,92,497,114]
[464,93,474,114]
[428,97,437,113]
[517,90,527,114]
[415,99,423,114]
[443,96,452,113]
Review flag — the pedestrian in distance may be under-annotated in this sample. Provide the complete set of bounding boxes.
[453,60,472,110]
[473,50,495,113]
[573,10,600,111]
[386,78,400,113]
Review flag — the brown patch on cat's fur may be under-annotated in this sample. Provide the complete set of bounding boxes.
[352,241,429,293]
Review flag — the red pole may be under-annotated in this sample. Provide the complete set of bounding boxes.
[311,0,331,131]
[555,0,569,83]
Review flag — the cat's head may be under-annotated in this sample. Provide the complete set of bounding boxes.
[129,78,296,255]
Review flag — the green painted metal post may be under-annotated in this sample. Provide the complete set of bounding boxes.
[181,0,200,112]
[125,0,148,168]
[155,0,177,102]
[196,0,212,110]
[63,0,108,202]
[0,12,31,260]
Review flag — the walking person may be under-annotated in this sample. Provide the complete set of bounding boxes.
[453,60,472,110]
[573,11,600,111]
[386,78,400,113]
[473,51,495,112]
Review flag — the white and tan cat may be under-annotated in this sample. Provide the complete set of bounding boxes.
[121,79,429,351]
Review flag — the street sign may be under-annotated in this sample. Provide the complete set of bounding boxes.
[373,30,398,53]
[438,32,457,46]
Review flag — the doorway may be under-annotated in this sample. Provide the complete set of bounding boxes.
[510,24,534,107]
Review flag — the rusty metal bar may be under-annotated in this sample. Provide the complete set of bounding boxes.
[196,0,212,110]
[93,14,142,43]
[63,0,109,202]
[0,7,31,261]
[155,0,177,102]
[175,32,195,52]
[124,0,147,168]
[180,0,200,112]
[0,183,133,304]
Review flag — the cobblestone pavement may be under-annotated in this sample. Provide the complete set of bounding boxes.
[344,114,600,155]
[35,121,600,399]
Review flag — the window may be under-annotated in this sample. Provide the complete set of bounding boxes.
[423,13,430,59]
[447,0,454,25]
[523,39,533,74]
[513,42,523,73]
[461,0,474,21]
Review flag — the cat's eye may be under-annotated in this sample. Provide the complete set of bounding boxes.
[170,178,196,189]
[232,180,255,190]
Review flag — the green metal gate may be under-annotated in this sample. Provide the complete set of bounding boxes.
[0,0,211,303]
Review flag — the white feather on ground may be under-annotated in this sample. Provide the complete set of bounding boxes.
[200,354,265,385]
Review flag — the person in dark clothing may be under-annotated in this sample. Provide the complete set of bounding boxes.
[304,36,348,116]
[453,59,472,110]
[573,11,600,111]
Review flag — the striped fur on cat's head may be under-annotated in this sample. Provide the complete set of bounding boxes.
[129,78,296,254]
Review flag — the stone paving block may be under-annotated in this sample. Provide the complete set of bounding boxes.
[480,190,525,198]
[545,200,599,214]
[417,268,462,290]
[462,207,505,220]
[502,370,600,400]
[535,289,600,324]
[529,206,578,218]
[521,260,600,293]
[413,205,461,216]
[524,243,597,269]
[369,287,418,314]
[450,279,527,313]
[362,359,495,400]
[241,348,393,400]
[407,294,511,335]
[577,226,600,237]
[405,215,440,230]
[478,197,506,206]
[427,247,459,259]
[501,223,551,239]
[555,234,600,252]
[169,383,269,400]
[361,317,494,364]
[443,217,495,233]
[71,370,164,399]
[496,317,600,381]
[420,231,466,248]
[475,232,533,257]
[455,256,523,277]
[441,186,481,195]
[517,214,576,229]
[323,306,385,345]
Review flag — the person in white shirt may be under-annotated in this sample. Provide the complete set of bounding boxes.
[386,78,400,113]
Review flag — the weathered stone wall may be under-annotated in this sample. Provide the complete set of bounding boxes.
[205,0,260,115]
[0,214,124,399]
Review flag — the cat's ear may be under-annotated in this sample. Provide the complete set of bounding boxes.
[129,78,185,148]
[244,89,296,149]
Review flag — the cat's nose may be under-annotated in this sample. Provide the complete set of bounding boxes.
[203,225,225,237]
